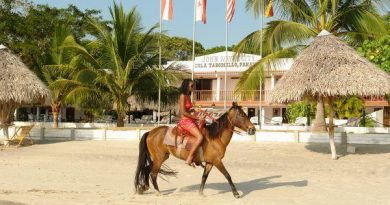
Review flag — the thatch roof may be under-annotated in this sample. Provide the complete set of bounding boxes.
[269,31,390,103]
[0,46,50,105]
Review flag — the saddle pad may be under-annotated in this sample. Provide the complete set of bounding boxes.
[163,127,192,150]
[163,127,205,162]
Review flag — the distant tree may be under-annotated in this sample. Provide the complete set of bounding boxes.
[357,36,390,74]
[203,45,235,55]
[0,0,107,78]
[161,35,205,60]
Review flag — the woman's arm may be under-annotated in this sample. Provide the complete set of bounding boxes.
[179,94,199,120]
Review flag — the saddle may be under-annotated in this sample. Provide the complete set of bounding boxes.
[163,110,217,153]
[163,120,206,151]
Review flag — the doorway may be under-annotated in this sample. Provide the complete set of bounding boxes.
[248,108,255,118]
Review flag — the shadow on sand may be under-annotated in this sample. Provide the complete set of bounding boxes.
[168,175,307,197]
[0,200,25,205]
[305,143,390,155]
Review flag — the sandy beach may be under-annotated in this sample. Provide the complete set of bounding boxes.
[1,140,390,205]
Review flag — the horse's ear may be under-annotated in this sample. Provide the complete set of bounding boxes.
[232,101,238,107]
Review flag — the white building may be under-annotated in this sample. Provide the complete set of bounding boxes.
[167,51,294,124]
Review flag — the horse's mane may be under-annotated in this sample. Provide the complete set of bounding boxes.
[205,112,230,139]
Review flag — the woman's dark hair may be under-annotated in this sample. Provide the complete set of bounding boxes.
[179,79,193,95]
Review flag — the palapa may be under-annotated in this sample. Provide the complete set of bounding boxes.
[0,45,50,145]
[269,31,390,159]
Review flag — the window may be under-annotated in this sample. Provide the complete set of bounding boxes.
[272,108,280,116]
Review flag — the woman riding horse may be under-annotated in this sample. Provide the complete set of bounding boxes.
[178,79,205,166]
[134,85,256,198]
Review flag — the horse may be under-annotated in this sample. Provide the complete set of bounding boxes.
[134,102,256,198]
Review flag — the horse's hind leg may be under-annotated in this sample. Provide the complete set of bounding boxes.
[150,153,169,195]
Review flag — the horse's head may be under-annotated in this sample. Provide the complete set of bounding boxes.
[227,102,256,135]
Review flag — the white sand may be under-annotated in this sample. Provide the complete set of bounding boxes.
[1,140,390,205]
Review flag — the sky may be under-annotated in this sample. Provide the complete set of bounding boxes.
[32,0,274,49]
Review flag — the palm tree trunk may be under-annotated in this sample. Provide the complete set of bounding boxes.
[328,97,338,160]
[117,112,125,127]
[1,103,16,146]
[1,124,9,147]
[51,102,61,128]
[312,96,327,132]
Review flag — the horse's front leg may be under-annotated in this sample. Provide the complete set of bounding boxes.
[199,163,213,196]
[215,162,240,198]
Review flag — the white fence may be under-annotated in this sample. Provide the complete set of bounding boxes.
[1,125,390,145]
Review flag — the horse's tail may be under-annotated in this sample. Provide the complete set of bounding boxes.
[134,130,176,194]
[134,132,152,194]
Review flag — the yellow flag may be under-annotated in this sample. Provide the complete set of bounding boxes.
[265,0,274,17]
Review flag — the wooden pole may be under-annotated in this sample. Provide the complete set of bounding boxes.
[327,97,338,160]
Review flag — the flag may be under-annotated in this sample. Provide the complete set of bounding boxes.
[162,0,173,21]
[196,0,207,24]
[265,0,273,17]
[226,0,236,23]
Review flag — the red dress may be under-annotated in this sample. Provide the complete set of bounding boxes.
[178,95,197,132]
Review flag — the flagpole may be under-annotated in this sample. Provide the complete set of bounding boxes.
[224,0,228,110]
[192,0,196,81]
[258,0,264,129]
[158,0,163,126]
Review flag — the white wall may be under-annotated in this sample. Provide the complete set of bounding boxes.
[1,126,389,145]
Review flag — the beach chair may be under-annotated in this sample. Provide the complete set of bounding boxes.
[270,117,283,125]
[10,125,34,146]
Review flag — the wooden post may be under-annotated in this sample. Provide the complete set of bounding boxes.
[40,127,45,141]
[294,130,300,143]
[102,128,107,141]
[328,97,338,160]
[70,128,75,141]
[341,131,347,154]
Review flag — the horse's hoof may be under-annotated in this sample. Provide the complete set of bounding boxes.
[199,192,205,197]
[234,193,241,198]
[155,191,162,196]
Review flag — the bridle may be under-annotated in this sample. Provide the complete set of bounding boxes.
[226,108,244,134]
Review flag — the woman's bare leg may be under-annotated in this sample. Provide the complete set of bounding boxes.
[185,127,203,165]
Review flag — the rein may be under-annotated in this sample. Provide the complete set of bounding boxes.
[226,110,243,135]
[197,109,219,124]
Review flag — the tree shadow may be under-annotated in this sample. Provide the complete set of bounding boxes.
[176,175,308,197]
[305,143,390,155]
[0,200,25,205]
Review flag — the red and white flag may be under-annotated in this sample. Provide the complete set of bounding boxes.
[226,0,236,22]
[196,0,207,24]
[161,0,173,21]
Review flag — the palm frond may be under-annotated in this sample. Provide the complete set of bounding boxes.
[235,46,301,92]
[263,20,317,51]
[331,5,388,40]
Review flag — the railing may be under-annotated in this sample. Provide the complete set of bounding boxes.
[193,90,388,103]
[193,90,271,102]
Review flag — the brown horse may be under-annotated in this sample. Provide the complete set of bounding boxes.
[134,102,256,198]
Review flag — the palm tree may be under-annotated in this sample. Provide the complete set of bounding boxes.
[52,3,187,127]
[238,0,388,131]
[43,23,80,128]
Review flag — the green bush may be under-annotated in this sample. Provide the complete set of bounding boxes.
[287,101,316,124]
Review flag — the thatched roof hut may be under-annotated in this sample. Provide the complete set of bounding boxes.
[269,31,390,159]
[0,45,50,144]
[269,31,390,103]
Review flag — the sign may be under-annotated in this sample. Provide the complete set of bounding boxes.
[195,52,260,69]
